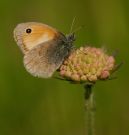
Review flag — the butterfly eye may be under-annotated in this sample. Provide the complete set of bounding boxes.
[26,28,32,34]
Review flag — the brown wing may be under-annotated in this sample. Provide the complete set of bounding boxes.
[23,38,70,78]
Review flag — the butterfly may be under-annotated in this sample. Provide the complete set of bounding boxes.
[14,22,75,78]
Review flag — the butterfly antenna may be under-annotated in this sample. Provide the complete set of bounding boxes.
[69,17,76,34]
[72,25,85,34]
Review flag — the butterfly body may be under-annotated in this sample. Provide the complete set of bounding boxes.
[14,22,75,78]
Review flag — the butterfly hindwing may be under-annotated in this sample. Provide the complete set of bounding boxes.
[24,38,70,78]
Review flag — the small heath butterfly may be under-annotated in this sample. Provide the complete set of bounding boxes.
[14,22,75,78]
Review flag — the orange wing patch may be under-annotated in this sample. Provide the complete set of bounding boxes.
[23,24,59,52]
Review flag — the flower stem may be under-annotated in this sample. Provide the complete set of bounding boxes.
[84,84,95,135]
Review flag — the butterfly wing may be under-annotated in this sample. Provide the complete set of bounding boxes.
[24,38,70,78]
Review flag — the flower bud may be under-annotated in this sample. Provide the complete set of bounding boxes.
[59,46,116,82]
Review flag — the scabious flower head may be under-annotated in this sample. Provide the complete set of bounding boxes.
[59,46,116,83]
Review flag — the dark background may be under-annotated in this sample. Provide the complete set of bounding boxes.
[0,0,128,135]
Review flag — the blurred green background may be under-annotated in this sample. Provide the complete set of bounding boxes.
[0,0,128,135]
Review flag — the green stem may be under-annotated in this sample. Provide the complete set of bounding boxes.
[84,84,95,135]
